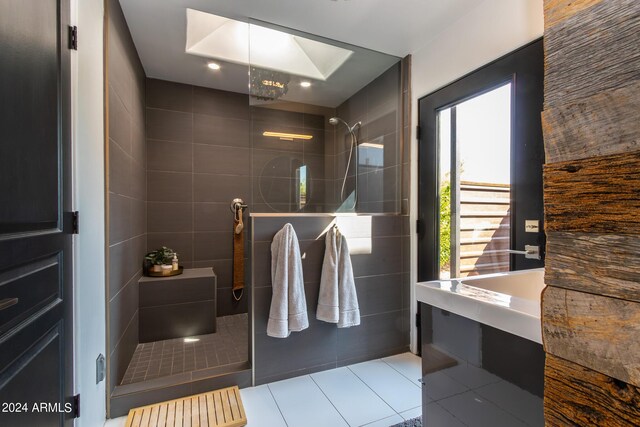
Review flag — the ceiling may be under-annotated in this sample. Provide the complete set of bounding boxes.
[119,0,483,107]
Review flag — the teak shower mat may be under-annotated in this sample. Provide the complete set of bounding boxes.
[124,385,246,427]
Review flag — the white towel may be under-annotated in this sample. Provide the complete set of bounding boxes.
[267,223,309,338]
[317,225,360,328]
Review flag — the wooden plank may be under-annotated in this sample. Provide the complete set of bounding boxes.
[149,405,160,427]
[228,389,240,421]
[545,232,640,302]
[543,150,640,233]
[183,398,191,427]
[221,389,233,424]
[544,0,640,108]
[175,400,183,427]
[158,403,168,427]
[233,388,246,423]
[543,0,603,30]
[125,409,136,427]
[542,81,640,163]
[132,410,143,427]
[214,389,225,425]
[141,408,151,427]
[206,394,216,427]
[191,396,199,427]
[166,401,176,427]
[545,354,640,426]
[542,286,640,387]
[199,395,207,427]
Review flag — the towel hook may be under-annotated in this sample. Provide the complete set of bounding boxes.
[230,198,248,214]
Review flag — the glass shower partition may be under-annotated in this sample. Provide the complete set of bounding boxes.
[246,19,409,387]
[247,19,402,214]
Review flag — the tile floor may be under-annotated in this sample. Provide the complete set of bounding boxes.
[107,351,543,427]
[120,314,248,385]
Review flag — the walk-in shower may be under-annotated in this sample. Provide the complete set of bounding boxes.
[330,117,362,210]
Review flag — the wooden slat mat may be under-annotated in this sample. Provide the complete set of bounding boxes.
[125,386,247,427]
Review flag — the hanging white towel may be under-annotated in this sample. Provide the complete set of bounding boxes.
[317,225,360,328]
[267,223,309,338]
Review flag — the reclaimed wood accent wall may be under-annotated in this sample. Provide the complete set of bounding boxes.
[542,0,640,424]
[545,355,640,425]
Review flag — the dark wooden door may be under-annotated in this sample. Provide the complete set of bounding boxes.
[0,1,74,425]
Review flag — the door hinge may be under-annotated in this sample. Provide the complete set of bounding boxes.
[96,354,105,384]
[415,312,421,328]
[416,219,422,234]
[415,125,421,140]
[71,211,79,234]
[69,26,78,50]
[72,394,80,418]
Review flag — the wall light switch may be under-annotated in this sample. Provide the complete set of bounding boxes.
[525,220,540,233]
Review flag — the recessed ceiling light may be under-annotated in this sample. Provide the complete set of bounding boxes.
[207,62,221,70]
[300,81,312,88]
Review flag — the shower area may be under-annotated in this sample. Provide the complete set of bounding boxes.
[106,1,411,416]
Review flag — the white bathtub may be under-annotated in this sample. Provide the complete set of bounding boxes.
[416,268,545,344]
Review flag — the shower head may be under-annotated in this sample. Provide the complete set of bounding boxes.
[329,116,361,133]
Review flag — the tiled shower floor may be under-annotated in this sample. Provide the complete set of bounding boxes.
[120,313,248,385]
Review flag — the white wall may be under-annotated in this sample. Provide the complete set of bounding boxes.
[408,0,543,352]
[71,0,107,424]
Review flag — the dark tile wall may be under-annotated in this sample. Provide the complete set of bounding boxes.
[145,79,250,317]
[334,63,402,213]
[146,81,335,316]
[252,215,410,385]
[250,103,335,213]
[107,0,146,396]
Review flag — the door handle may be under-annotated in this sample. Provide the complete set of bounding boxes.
[0,298,19,311]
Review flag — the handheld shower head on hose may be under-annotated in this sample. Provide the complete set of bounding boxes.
[329,116,362,210]
[329,117,361,133]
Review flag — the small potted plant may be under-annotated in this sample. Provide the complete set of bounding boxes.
[144,246,175,275]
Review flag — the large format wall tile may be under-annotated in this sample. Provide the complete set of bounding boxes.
[252,215,408,384]
[193,86,249,119]
[147,139,193,172]
[146,108,193,143]
[147,202,193,232]
[193,144,251,175]
[193,114,250,147]
[146,78,193,113]
[107,0,147,396]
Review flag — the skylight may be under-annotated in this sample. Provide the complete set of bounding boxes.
[185,9,354,81]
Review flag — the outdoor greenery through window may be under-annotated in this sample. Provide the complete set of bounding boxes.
[438,83,512,279]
